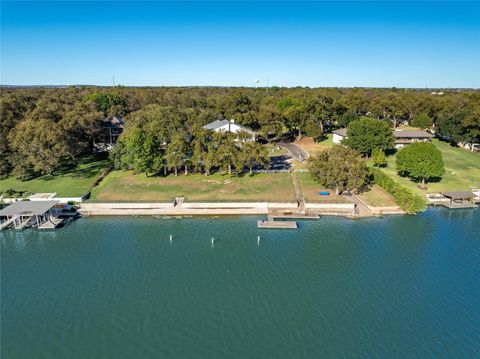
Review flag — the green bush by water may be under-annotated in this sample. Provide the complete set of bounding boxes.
[370,168,426,214]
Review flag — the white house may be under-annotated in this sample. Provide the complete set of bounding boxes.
[203,119,255,141]
[332,128,347,144]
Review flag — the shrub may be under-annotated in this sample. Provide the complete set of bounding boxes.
[370,168,426,214]
[4,188,18,197]
[372,148,387,167]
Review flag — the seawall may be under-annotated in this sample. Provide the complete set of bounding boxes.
[78,202,358,217]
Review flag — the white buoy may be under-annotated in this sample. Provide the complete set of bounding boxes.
[169,235,173,243]
[211,237,215,246]
[257,236,260,245]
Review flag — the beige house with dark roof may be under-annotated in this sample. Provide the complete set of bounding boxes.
[394,130,433,148]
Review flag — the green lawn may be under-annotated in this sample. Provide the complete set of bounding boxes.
[380,139,480,195]
[264,143,289,157]
[296,173,349,203]
[91,171,296,202]
[0,154,111,197]
[357,184,398,207]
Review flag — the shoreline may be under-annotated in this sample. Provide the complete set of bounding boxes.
[78,201,404,218]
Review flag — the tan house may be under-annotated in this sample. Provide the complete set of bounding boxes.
[394,130,433,148]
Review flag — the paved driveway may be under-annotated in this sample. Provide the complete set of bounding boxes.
[279,142,309,161]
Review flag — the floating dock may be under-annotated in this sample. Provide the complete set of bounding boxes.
[257,220,298,229]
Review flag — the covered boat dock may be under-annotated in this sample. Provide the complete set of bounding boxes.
[441,191,478,209]
[0,200,63,230]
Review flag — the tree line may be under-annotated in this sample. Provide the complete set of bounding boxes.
[1,86,478,178]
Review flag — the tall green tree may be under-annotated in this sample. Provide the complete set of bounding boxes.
[344,117,394,156]
[84,92,127,116]
[436,110,467,144]
[237,139,270,174]
[190,128,209,173]
[411,113,432,129]
[396,142,444,189]
[122,129,164,176]
[165,134,187,176]
[214,133,238,174]
[9,118,69,176]
[307,146,368,195]
[338,110,358,128]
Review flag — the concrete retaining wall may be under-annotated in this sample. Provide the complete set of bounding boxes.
[81,202,174,209]
[305,203,355,210]
[79,201,357,216]
[268,203,298,209]
[180,202,268,209]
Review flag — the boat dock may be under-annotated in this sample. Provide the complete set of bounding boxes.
[427,191,479,209]
[0,200,64,230]
[257,210,319,229]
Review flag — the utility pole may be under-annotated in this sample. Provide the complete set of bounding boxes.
[112,75,115,86]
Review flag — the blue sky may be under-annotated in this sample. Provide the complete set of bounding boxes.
[1,1,479,88]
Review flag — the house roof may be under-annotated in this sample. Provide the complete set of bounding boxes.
[202,119,254,134]
[394,130,433,139]
[0,200,59,216]
[442,191,475,200]
[332,128,347,137]
[102,115,124,128]
[203,119,231,130]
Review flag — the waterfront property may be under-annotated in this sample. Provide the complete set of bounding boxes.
[0,200,62,230]
[90,171,296,202]
[203,119,255,141]
[382,139,480,195]
[393,129,433,148]
[0,154,111,198]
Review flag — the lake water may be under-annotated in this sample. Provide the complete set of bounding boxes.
[1,209,479,358]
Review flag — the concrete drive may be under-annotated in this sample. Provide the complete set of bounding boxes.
[279,142,309,161]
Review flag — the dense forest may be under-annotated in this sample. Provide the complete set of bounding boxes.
[1,86,479,178]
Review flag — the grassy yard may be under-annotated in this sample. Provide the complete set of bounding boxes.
[294,134,333,156]
[0,154,111,197]
[357,185,398,207]
[380,139,480,195]
[264,143,289,157]
[292,135,334,170]
[296,173,349,203]
[91,171,296,202]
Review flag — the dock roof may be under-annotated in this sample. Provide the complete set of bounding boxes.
[0,200,59,216]
[442,191,475,200]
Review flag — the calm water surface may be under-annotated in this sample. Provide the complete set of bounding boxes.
[1,208,479,358]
